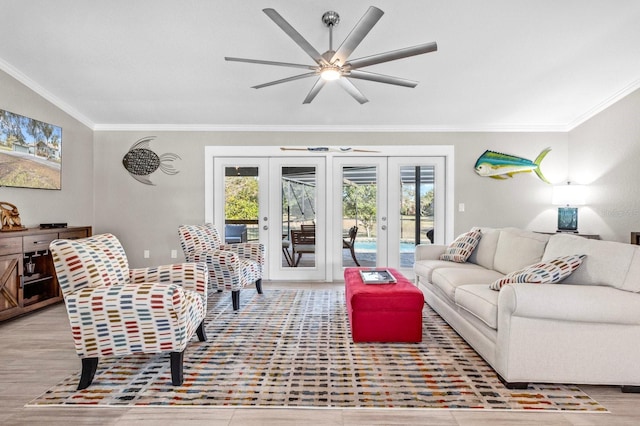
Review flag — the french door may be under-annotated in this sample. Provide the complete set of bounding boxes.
[213,156,326,281]
[207,146,452,282]
[331,156,445,279]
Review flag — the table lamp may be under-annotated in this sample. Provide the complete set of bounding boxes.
[552,182,586,232]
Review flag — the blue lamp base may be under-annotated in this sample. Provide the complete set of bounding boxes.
[557,207,578,232]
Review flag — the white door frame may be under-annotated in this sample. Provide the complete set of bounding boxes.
[205,145,455,281]
[212,157,270,275]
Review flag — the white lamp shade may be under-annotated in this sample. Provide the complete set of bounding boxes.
[552,184,586,206]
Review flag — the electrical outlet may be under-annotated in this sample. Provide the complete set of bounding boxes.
[458,203,465,212]
[143,250,150,259]
[171,249,177,259]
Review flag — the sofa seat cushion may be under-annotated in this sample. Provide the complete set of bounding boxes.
[414,259,481,283]
[493,228,550,275]
[455,284,499,329]
[431,266,504,302]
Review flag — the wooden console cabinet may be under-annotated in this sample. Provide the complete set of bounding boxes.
[0,226,91,322]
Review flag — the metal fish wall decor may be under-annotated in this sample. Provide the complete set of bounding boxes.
[122,136,180,185]
[474,147,551,183]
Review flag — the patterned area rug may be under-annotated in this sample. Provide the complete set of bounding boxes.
[28,289,607,411]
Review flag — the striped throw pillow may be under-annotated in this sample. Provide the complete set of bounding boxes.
[489,254,586,290]
[439,229,482,263]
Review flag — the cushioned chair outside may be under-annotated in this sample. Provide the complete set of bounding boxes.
[178,223,264,310]
[49,233,208,390]
[224,224,248,244]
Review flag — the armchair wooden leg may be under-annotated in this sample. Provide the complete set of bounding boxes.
[196,320,207,342]
[170,351,184,386]
[78,357,99,390]
[232,290,240,311]
[256,279,263,294]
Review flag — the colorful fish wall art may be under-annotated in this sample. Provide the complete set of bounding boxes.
[122,136,181,185]
[474,147,551,183]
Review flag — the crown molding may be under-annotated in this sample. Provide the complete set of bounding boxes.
[0,58,95,129]
[566,78,640,131]
[92,123,569,133]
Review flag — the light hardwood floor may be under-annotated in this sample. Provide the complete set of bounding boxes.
[1,281,638,425]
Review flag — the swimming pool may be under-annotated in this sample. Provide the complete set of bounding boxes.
[354,241,416,253]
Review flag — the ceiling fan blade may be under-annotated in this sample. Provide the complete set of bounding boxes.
[225,57,317,71]
[346,41,437,70]
[331,6,384,65]
[263,8,327,66]
[339,78,369,104]
[302,78,326,104]
[252,72,317,89]
[347,70,418,88]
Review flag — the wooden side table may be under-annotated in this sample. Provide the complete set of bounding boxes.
[536,232,600,240]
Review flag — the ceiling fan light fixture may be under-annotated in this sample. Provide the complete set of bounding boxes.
[320,66,341,81]
[320,65,342,81]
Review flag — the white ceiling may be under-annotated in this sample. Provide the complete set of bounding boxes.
[1,0,639,131]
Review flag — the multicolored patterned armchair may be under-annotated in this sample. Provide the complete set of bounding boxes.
[49,233,208,390]
[178,223,264,310]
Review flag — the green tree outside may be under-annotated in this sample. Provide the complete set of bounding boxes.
[225,176,259,220]
[343,183,377,237]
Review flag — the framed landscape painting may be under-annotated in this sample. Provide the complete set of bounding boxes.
[0,109,62,190]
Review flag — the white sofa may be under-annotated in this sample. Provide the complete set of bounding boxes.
[414,227,640,391]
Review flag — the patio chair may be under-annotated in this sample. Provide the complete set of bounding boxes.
[178,223,264,310]
[342,226,360,266]
[290,228,316,267]
[49,233,208,390]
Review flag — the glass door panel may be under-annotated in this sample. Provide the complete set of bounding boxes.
[223,166,260,242]
[270,157,326,281]
[281,166,317,268]
[341,165,378,267]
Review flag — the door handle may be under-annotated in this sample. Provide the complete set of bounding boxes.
[263,225,269,230]
[381,225,387,231]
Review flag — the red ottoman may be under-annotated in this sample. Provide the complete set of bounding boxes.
[344,267,424,343]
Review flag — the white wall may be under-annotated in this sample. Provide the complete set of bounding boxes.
[94,130,568,267]
[569,88,640,242]
[0,70,93,228]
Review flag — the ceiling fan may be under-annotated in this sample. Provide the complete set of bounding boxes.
[225,6,437,104]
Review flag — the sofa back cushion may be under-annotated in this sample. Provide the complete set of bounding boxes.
[439,228,482,262]
[493,228,550,275]
[467,227,500,269]
[544,234,640,291]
